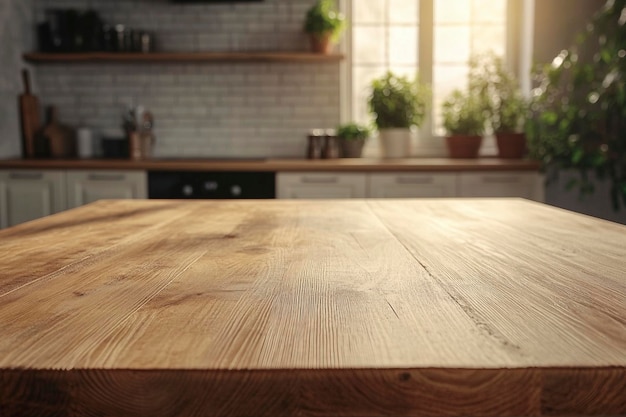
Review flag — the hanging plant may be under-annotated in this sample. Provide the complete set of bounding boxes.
[526,0,626,209]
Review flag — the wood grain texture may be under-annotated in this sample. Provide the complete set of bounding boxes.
[0,157,541,172]
[1,369,543,417]
[0,199,624,417]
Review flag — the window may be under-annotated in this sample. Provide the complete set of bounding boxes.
[347,0,529,153]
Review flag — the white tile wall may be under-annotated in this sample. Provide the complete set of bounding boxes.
[31,0,342,158]
[0,0,35,159]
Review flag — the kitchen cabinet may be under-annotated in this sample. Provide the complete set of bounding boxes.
[0,170,67,228]
[0,169,147,228]
[66,170,147,208]
[277,173,367,199]
[277,171,544,201]
[458,172,544,201]
[368,173,457,198]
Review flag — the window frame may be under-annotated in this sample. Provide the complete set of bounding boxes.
[340,0,534,150]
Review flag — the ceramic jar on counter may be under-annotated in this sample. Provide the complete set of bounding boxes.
[307,129,339,159]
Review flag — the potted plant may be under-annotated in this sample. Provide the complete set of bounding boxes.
[470,53,528,158]
[368,71,429,158]
[441,89,487,158]
[336,122,371,158]
[303,0,345,54]
[526,0,626,209]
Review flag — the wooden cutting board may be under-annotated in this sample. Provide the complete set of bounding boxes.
[42,105,75,158]
[18,69,40,158]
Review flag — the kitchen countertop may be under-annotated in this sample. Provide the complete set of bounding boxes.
[0,157,541,172]
[1,199,624,417]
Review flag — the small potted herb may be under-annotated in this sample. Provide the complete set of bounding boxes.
[368,71,429,158]
[441,89,487,158]
[337,122,371,158]
[303,0,345,54]
[470,53,527,158]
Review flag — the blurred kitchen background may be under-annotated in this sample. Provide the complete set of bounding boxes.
[1,0,604,160]
[3,0,624,223]
[1,0,340,159]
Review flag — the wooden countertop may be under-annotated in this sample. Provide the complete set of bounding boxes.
[0,157,541,172]
[1,199,624,417]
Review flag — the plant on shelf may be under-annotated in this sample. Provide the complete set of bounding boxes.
[526,0,626,209]
[303,0,346,54]
[368,71,429,158]
[336,122,371,158]
[469,52,528,158]
[441,89,488,159]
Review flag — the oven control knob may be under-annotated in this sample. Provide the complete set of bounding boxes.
[182,184,194,197]
[204,181,218,191]
[230,185,242,197]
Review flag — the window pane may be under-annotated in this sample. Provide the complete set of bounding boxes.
[434,0,470,23]
[432,0,507,136]
[433,64,469,135]
[353,66,388,124]
[353,0,387,24]
[433,64,469,98]
[389,0,419,24]
[471,24,506,55]
[389,66,419,79]
[472,0,507,23]
[352,0,509,141]
[389,26,418,65]
[353,26,387,64]
[434,26,471,64]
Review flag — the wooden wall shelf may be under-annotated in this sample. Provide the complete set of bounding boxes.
[23,52,344,64]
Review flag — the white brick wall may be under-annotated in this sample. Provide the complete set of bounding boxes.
[32,0,342,158]
[0,0,35,159]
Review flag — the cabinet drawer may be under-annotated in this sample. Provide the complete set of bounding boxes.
[369,173,457,198]
[0,170,67,228]
[277,172,367,199]
[458,172,544,201]
[66,170,147,208]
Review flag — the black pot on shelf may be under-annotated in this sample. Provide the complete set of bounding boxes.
[38,9,104,53]
[38,10,68,52]
[78,10,104,52]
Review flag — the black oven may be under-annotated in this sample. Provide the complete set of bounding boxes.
[148,171,275,199]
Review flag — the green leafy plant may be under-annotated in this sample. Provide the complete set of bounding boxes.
[441,89,487,136]
[469,52,527,133]
[304,0,345,41]
[337,122,371,141]
[368,71,430,129]
[526,0,626,209]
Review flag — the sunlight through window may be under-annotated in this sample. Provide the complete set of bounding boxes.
[351,0,510,137]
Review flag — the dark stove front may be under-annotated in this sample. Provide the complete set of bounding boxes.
[148,171,276,199]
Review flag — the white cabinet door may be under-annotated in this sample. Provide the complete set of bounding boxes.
[66,171,147,208]
[368,173,457,198]
[277,173,367,198]
[458,172,544,201]
[0,170,67,228]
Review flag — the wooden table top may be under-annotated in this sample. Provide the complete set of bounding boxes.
[1,199,624,417]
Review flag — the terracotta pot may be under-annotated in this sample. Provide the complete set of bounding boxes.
[496,132,527,159]
[339,139,365,158]
[309,33,334,54]
[445,135,483,159]
[379,129,412,158]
